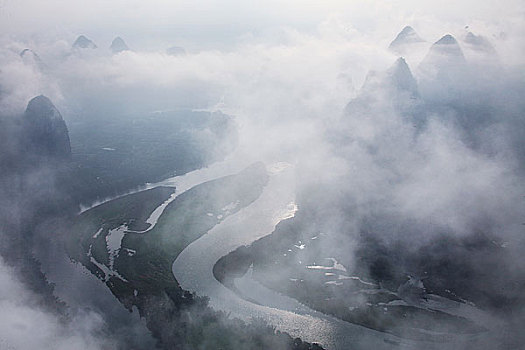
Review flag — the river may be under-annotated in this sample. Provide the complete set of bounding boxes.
[170,161,473,350]
[82,153,496,349]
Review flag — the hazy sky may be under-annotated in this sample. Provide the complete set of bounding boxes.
[1,0,524,49]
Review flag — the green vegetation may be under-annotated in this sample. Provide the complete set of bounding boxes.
[67,186,175,278]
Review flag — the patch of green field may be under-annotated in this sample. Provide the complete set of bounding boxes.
[67,186,176,280]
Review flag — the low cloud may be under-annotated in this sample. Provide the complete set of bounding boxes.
[0,256,115,350]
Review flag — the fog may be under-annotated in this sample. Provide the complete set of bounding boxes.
[0,255,117,350]
[1,1,524,349]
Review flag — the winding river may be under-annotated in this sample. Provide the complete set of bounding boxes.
[90,153,496,350]
[169,161,490,350]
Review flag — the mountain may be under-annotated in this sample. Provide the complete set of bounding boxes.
[383,57,418,95]
[419,34,466,70]
[72,35,97,49]
[463,32,496,55]
[432,34,465,58]
[166,46,186,56]
[357,57,419,102]
[461,32,500,68]
[0,96,74,318]
[337,57,423,140]
[110,37,129,54]
[22,95,71,160]
[19,49,45,68]
[417,34,468,95]
[388,26,425,54]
